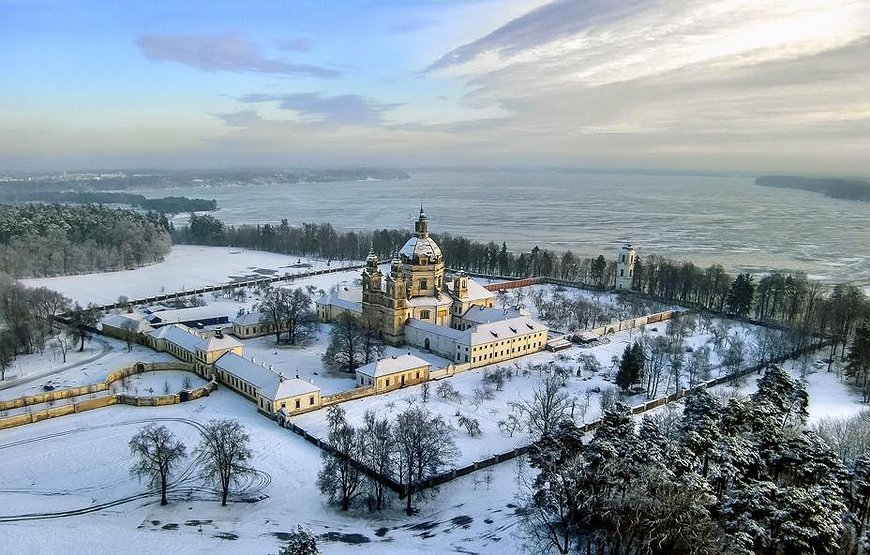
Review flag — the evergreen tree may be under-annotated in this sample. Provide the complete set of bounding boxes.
[846,324,870,402]
[726,273,755,317]
[615,343,640,391]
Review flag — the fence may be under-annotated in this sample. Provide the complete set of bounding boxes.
[590,309,685,337]
[0,362,216,430]
[56,263,367,317]
[483,277,542,291]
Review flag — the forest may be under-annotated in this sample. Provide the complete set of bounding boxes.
[756,175,870,202]
[523,366,870,554]
[0,191,216,214]
[0,203,171,277]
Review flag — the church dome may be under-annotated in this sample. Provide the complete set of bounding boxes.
[399,235,442,264]
[399,206,442,264]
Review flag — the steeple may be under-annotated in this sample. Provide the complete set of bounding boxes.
[366,245,379,273]
[414,205,429,238]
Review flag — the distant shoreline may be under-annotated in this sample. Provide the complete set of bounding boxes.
[756,175,870,202]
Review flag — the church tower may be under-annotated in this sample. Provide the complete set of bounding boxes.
[399,206,445,298]
[616,244,637,290]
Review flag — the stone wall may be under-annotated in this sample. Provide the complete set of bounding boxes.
[0,361,214,430]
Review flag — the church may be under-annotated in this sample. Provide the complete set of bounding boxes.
[316,208,549,368]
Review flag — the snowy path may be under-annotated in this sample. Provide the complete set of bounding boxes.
[0,336,112,392]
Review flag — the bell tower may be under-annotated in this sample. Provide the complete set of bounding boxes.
[616,243,637,290]
[415,205,429,237]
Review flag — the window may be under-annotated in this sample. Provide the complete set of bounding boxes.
[420,310,430,320]
[385,378,390,386]
[420,278,428,290]
[309,396,315,406]
[295,399,301,409]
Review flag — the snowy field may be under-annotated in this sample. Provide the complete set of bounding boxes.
[4,247,866,554]
[0,336,177,400]
[21,245,357,305]
[291,318,762,468]
[0,390,530,555]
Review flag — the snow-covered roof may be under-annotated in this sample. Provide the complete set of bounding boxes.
[147,324,207,352]
[355,353,430,378]
[262,378,320,401]
[214,352,320,400]
[576,331,599,342]
[146,304,233,325]
[446,278,496,303]
[463,315,547,347]
[147,324,240,354]
[405,319,465,340]
[460,306,525,325]
[399,235,442,263]
[100,313,152,333]
[315,288,362,313]
[201,334,242,353]
[408,292,452,308]
[233,312,266,326]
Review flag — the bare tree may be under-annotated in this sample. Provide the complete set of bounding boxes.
[196,419,256,506]
[0,331,16,381]
[260,286,320,345]
[129,424,187,506]
[393,406,459,515]
[51,335,74,363]
[510,373,572,438]
[361,410,394,510]
[65,302,101,351]
[317,408,364,511]
[120,318,139,352]
[322,312,381,372]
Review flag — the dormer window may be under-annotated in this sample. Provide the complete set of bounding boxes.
[420,256,427,265]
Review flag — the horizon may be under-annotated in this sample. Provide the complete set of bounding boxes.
[2,1,869,173]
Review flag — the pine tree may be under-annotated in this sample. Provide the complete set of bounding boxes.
[726,273,755,318]
[615,343,641,391]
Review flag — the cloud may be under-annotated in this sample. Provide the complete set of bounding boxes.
[239,92,402,126]
[137,33,340,78]
[275,36,312,53]
[427,0,648,71]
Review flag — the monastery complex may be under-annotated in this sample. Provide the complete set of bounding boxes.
[317,208,550,367]
[98,208,567,423]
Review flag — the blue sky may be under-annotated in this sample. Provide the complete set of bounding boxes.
[2,0,869,173]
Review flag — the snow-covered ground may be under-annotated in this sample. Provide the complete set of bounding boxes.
[0,390,530,555]
[0,336,178,400]
[21,245,356,306]
[4,248,865,554]
[711,356,867,424]
[290,319,761,469]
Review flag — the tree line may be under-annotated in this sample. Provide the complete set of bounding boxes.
[522,366,870,554]
[316,404,458,515]
[0,273,103,379]
[172,215,869,355]
[128,419,256,507]
[0,203,171,277]
[0,191,216,214]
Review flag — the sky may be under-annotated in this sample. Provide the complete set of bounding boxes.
[1,0,869,174]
